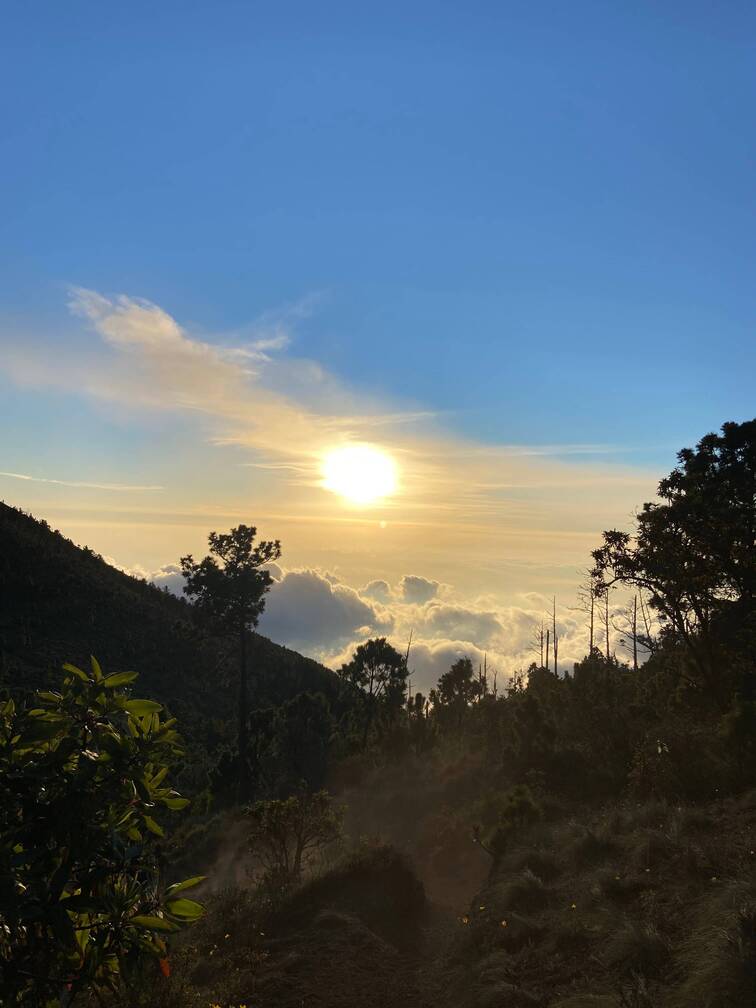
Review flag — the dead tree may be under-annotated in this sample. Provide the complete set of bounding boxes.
[552,596,559,677]
[571,572,597,654]
[530,620,546,668]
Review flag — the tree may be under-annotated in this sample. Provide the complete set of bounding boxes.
[592,420,756,702]
[246,790,343,890]
[435,657,482,730]
[181,526,281,799]
[253,691,335,796]
[0,658,203,1006]
[337,638,408,750]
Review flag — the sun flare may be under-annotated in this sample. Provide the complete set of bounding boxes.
[322,444,398,505]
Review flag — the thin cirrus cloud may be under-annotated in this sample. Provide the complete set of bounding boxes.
[0,471,163,492]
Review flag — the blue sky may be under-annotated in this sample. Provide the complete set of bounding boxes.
[1,2,754,678]
[3,2,755,453]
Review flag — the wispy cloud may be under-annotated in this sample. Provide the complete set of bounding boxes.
[0,471,163,491]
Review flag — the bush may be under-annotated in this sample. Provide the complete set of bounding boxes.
[0,658,203,1006]
[246,789,343,892]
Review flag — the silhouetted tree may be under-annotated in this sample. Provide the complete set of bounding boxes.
[436,656,482,730]
[592,419,756,702]
[181,525,281,799]
[338,637,408,749]
[247,789,343,889]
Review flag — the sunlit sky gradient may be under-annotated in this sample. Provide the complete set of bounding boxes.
[2,3,755,687]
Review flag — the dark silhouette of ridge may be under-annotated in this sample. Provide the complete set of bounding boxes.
[0,501,337,724]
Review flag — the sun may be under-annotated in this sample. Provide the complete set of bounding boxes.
[322,444,398,505]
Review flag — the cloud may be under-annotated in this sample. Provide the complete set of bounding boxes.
[361,579,393,603]
[258,568,393,652]
[149,562,186,596]
[106,557,186,596]
[419,602,503,646]
[399,574,440,604]
[0,471,162,491]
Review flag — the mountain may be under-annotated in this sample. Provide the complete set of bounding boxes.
[0,500,338,737]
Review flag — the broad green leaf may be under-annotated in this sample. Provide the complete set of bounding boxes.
[166,876,206,896]
[125,699,162,716]
[130,915,179,932]
[165,898,204,920]
[103,671,138,688]
[62,662,89,682]
[149,766,169,788]
[143,815,164,837]
[90,655,104,682]
[162,795,190,810]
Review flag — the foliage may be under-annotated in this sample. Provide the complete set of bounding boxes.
[592,419,756,702]
[181,525,282,800]
[337,638,408,749]
[246,790,343,890]
[180,525,281,636]
[0,658,203,1006]
[433,657,482,730]
[251,691,335,797]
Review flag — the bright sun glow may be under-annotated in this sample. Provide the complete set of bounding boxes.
[322,444,398,505]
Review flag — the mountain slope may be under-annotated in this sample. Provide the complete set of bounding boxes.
[0,501,337,730]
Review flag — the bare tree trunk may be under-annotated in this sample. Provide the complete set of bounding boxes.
[540,622,544,667]
[589,593,594,653]
[632,595,638,671]
[552,596,558,677]
[604,591,610,661]
[238,626,249,802]
[545,628,550,673]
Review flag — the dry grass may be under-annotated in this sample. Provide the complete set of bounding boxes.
[668,881,756,1008]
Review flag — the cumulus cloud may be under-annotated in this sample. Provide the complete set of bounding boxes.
[361,579,393,603]
[420,602,503,646]
[150,563,186,596]
[105,557,186,597]
[258,568,393,652]
[399,574,440,604]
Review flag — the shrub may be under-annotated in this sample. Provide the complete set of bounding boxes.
[246,789,343,892]
[0,658,203,1006]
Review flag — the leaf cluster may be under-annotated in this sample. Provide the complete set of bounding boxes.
[0,658,204,1005]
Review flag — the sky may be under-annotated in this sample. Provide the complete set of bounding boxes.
[1,2,754,689]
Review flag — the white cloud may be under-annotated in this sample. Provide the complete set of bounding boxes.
[258,568,393,652]
[419,602,503,645]
[0,471,162,491]
[400,574,440,604]
[361,579,393,603]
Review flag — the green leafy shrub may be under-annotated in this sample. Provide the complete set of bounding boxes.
[246,789,343,891]
[0,657,204,1005]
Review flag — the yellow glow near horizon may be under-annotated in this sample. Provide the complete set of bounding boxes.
[322,444,398,505]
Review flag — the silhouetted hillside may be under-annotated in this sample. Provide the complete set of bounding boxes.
[0,501,337,743]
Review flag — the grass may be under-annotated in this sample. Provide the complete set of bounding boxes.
[602,920,669,977]
[669,881,756,1008]
[491,868,551,913]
